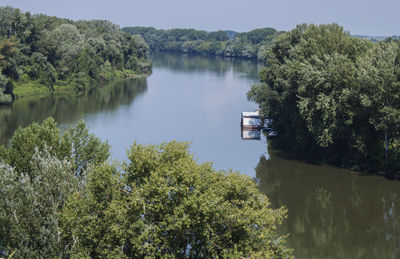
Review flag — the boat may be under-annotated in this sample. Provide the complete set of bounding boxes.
[267,130,278,138]
[241,111,262,129]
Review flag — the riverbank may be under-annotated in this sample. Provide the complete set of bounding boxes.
[0,6,152,106]
[11,68,151,99]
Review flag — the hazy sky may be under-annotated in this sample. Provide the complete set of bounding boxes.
[1,0,399,36]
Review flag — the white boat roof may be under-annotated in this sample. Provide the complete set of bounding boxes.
[242,111,259,117]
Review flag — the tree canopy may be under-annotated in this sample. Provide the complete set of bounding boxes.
[248,23,400,177]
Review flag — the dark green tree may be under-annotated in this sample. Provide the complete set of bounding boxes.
[248,23,400,175]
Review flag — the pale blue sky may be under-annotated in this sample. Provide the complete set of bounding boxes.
[0,0,399,36]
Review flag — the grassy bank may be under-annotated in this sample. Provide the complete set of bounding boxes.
[12,67,151,99]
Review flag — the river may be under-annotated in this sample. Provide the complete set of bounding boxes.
[1,52,399,258]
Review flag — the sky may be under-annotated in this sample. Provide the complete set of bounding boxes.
[0,0,399,36]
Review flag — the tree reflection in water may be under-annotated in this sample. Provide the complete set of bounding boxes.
[256,148,400,259]
[0,78,147,144]
[150,51,262,78]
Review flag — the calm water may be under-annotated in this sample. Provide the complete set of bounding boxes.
[1,52,400,258]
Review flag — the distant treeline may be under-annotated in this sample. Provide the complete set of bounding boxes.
[122,26,282,60]
[248,23,400,178]
[0,6,151,104]
[354,35,400,42]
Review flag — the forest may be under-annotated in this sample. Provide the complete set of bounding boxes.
[0,6,151,104]
[0,119,292,258]
[122,26,281,60]
[248,23,400,177]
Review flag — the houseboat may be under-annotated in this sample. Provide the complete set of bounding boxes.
[241,111,262,129]
[241,111,278,138]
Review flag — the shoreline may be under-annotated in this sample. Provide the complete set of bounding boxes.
[9,69,151,101]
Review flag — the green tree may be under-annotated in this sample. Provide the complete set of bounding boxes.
[0,149,77,258]
[62,141,292,258]
[0,37,18,100]
[248,23,400,175]
[27,52,57,89]
[0,73,11,104]
[357,42,400,166]
[61,163,126,258]
[0,118,110,257]
[72,47,103,78]
[0,37,18,72]
[0,117,110,178]
[248,24,310,152]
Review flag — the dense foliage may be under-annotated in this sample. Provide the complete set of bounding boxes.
[248,23,400,177]
[123,26,281,60]
[0,119,292,258]
[0,118,110,257]
[0,6,151,103]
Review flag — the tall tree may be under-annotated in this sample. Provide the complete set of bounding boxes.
[357,42,400,164]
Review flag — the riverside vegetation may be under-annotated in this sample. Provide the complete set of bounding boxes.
[1,5,398,256]
[248,23,400,177]
[0,118,292,258]
[0,6,151,104]
[123,26,281,60]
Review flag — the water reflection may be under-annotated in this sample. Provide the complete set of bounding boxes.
[256,149,400,259]
[0,78,147,144]
[150,51,262,78]
[241,129,261,140]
